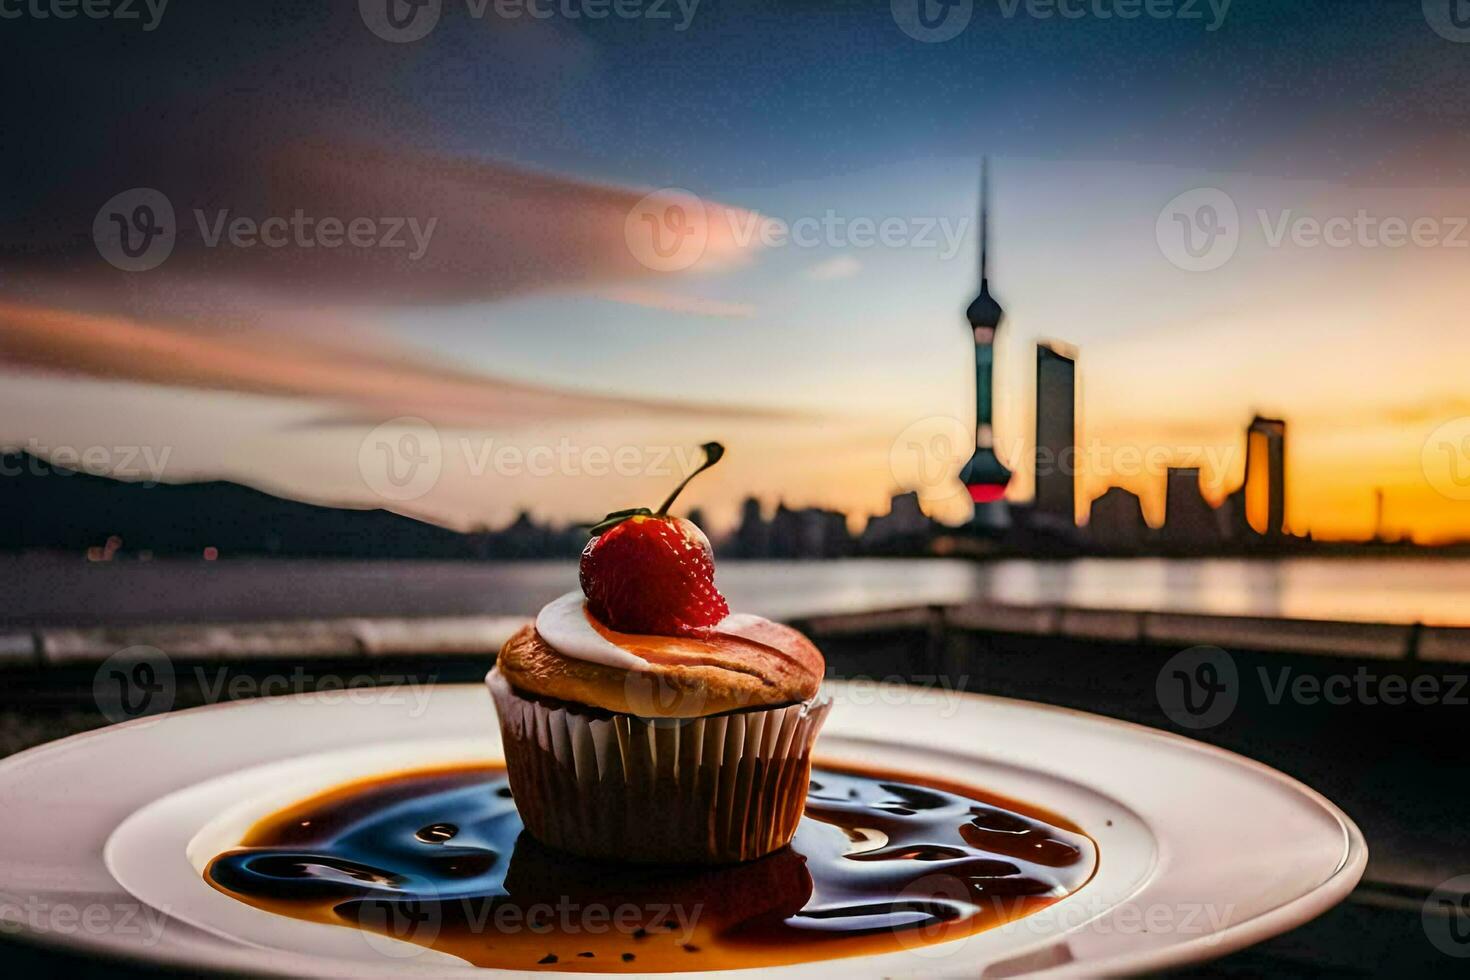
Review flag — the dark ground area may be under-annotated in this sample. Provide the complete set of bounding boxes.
[1,624,1466,977]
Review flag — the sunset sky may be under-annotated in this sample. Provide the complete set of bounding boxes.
[3,1,1470,542]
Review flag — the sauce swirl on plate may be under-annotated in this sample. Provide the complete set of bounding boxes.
[206,762,1096,971]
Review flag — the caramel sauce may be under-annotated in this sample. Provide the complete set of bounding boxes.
[205,762,1096,971]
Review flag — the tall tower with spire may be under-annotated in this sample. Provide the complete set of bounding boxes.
[959,157,1012,522]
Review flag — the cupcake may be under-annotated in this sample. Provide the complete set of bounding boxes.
[487,443,830,864]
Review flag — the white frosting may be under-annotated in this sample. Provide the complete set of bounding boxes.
[534,591,778,670]
[535,591,648,670]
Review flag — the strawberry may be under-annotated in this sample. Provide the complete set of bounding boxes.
[579,442,730,637]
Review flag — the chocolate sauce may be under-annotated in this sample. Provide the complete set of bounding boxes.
[206,763,1095,970]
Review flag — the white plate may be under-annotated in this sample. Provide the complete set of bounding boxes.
[0,682,1365,977]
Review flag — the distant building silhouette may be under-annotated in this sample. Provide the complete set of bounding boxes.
[1162,467,1220,551]
[959,157,1012,531]
[1033,344,1078,529]
[1087,486,1147,551]
[731,496,770,558]
[1243,415,1287,538]
[768,503,851,559]
[861,491,934,553]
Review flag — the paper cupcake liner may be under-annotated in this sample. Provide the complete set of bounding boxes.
[487,668,831,864]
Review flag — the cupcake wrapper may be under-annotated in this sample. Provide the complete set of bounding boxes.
[487,668,831,864]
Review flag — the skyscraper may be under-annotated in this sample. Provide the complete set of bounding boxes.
[1034,343,1077,526]
[1243,415,1287,538]
[959,157,1012,526]
[1087,486,1148,551]
[1163,467,1220,551]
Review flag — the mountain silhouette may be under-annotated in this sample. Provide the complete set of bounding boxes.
[0,453,582,559]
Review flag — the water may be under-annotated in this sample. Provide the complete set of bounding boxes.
[3,555,1465,628]
[963,557,1470,627]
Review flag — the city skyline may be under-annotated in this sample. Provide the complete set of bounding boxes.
[3,4,1470,543]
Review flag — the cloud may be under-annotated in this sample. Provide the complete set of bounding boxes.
[805,255,862,281]
[0,299,796,427]
[0,134,787,425]
[595,286,755,318]
[2,142,767,309]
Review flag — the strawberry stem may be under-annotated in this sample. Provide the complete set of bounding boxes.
[655,442,724,516]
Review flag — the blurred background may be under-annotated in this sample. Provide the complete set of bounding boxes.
[2,0,1469,975]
